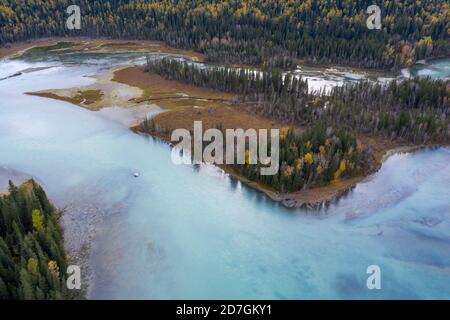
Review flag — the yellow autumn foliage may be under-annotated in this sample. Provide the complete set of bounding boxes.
[32,209,44,231]
[47,260,60,277]
[333,160,347,182]
[317,164,324,175]
[245,150,251,165]
[304,152,314,165]
[339,160,346,172]
[284,165,294,177]
[279,127,290,140]
[333,170,341,182]
[319,145,326,155]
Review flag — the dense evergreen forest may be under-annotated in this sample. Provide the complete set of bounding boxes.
[1,0,449,68]
[144,57,449,192]
[0,180,73,300]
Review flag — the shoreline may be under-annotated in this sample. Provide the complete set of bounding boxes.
[230,143,448,209]
[0,37,205,61]
[26,65,145,111]
[133,124,446,209]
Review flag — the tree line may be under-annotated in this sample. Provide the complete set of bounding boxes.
[233,125,373,193]
[1,0,449,68]
[145,56,309,96]
[0,180,76,300]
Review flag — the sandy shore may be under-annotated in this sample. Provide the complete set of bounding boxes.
[27,66,145,111]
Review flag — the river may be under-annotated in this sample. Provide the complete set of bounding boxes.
[0,52,449,299]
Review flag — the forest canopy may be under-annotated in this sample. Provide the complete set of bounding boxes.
[0,180,75,300]
[1,0,449,68]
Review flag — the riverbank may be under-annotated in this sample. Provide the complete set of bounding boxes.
[26,65,144,111]
[142,124,444,209]
[0,38,57,59]
[0,37,204,61]
[114,68,412,208]
[133,121,425,209]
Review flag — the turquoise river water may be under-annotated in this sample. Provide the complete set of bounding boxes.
[0,53,449,299]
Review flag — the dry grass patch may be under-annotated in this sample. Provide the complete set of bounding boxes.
[113,66,235,109]
[138,104,286,138]
[27,90,103,107]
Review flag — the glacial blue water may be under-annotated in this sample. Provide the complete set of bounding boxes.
[0,55,449,299]
[410,58,450,80]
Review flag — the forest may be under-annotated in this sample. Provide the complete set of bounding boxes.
[234,126,372,193]
[0,180,74,300]
[1,0,449,68]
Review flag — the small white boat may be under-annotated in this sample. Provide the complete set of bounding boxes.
[133,172,140,178]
